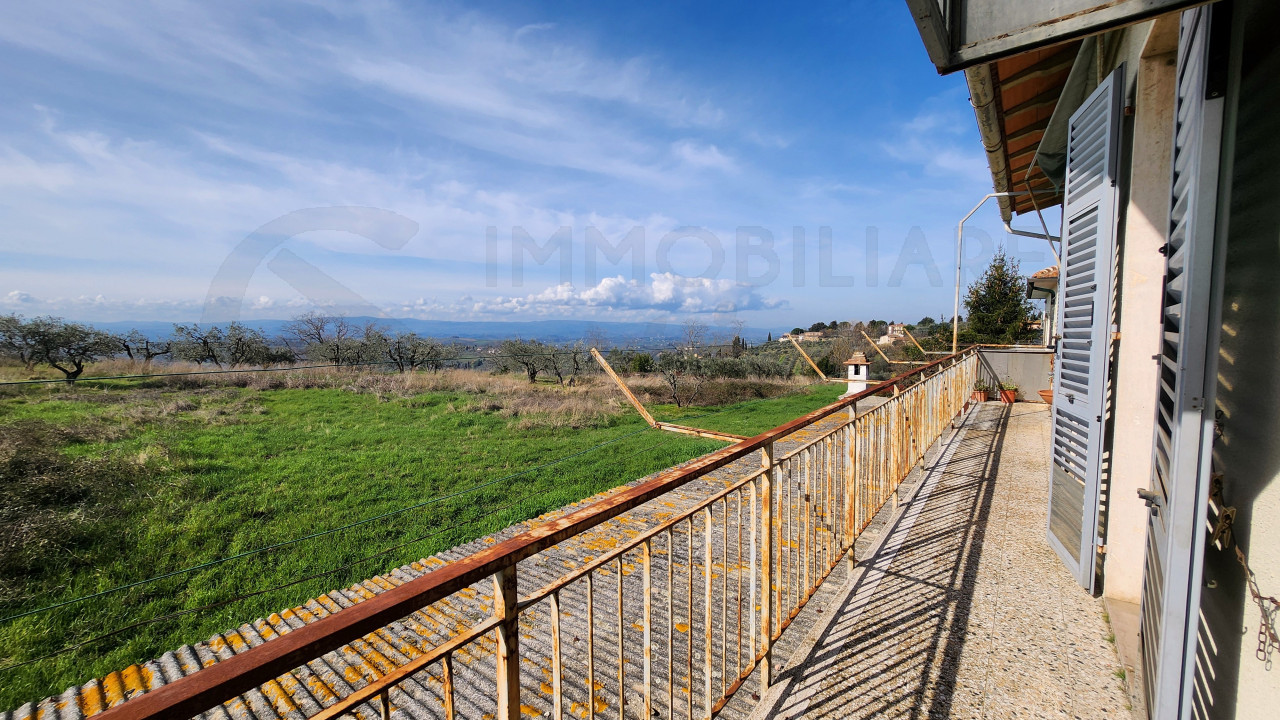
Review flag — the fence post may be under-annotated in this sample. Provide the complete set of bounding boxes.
[493,565,520,720]
[759,442,775,691]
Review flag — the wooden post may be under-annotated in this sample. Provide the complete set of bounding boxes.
[493,566,520,720]
[786,335,828,380]
[902,328,927,356]
[860,329,918,365]
[759,442,775,691]
[590,348,657,427]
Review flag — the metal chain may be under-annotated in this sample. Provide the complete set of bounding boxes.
[1235,546,1280,670]
[1210,473,1278,670]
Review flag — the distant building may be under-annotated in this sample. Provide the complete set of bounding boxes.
[800,331,824,342]
[1026,266,1058,346]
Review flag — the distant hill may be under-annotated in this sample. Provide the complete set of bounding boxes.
[88,318,768,345]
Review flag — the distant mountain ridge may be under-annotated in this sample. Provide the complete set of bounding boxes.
[87,317,769,344]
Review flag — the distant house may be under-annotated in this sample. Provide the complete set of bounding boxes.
[800,331,824,342]
[1026,266,1058,346]
[877,323,906,346]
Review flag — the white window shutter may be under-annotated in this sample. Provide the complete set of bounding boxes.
[1047,64,1123,592]
[1139,6,1224,719]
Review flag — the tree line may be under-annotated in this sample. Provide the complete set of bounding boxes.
[0,311,456,383]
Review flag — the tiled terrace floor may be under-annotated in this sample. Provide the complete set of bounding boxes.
[747,402,1132,720]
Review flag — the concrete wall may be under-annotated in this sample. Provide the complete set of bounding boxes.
[975,348,1052,401]
[1103,16,1177,609]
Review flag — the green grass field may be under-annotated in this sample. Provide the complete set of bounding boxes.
[0,373,845,708]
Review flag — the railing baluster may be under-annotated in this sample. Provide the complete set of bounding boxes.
[493,566,520,720]
[617,556,625,720]
[687,517,694,720]
[667,529,674,719]
[703,507,713,720]
[749,479,758,675]
[806,447,814,594]
[778,456,788,620]
[588,573,596,720]
[379,690,390,720]
[759,442,774,690]
[442,652,455,720]
[736,489,744,684]
[551,590,563,720]
[643,540,652,720]
[720,497,728,700]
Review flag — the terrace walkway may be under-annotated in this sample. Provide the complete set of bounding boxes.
[744,402,1132,720]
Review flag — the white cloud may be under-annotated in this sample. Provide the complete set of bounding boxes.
[473,272,785,316]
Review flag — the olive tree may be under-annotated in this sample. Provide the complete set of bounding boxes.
[27,317,118,384]
[0,314,42,371]
[371,330,453,373]
[498,339,548,383]
[171,324,226,367]
[118,330,171,369]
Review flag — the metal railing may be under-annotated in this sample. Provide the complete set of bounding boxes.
[94,350,978,720]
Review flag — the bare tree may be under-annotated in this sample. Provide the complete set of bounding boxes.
[657,353,708,407]
[540,342,590,386]
[729,318,747,358]
[583,327,608,352]
[282,312,352,365]
[118,330,171,370]
[681,318,708,355]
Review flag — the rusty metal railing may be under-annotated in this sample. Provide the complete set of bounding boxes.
[91,349,978,720]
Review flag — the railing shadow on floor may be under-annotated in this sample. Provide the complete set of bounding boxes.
[755,404,1009,719]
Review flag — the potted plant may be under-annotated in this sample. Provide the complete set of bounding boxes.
[999,379,1018,404]
[972,379,991,403]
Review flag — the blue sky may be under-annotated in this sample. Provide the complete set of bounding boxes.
[0,0,1056,330]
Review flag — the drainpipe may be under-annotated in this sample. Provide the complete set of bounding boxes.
[952,190,1060,354]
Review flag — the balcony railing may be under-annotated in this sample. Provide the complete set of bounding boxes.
[91,349,978,720]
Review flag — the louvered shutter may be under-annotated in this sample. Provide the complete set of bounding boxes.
[1046,64,1123,592]
[1140,7,1223,719]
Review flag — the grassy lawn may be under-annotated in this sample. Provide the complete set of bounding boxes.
[0,374,845,708]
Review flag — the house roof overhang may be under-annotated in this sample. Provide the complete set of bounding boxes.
[965,41,1081,220]
[905,0,1202,74]
[1027,267,1060,299]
